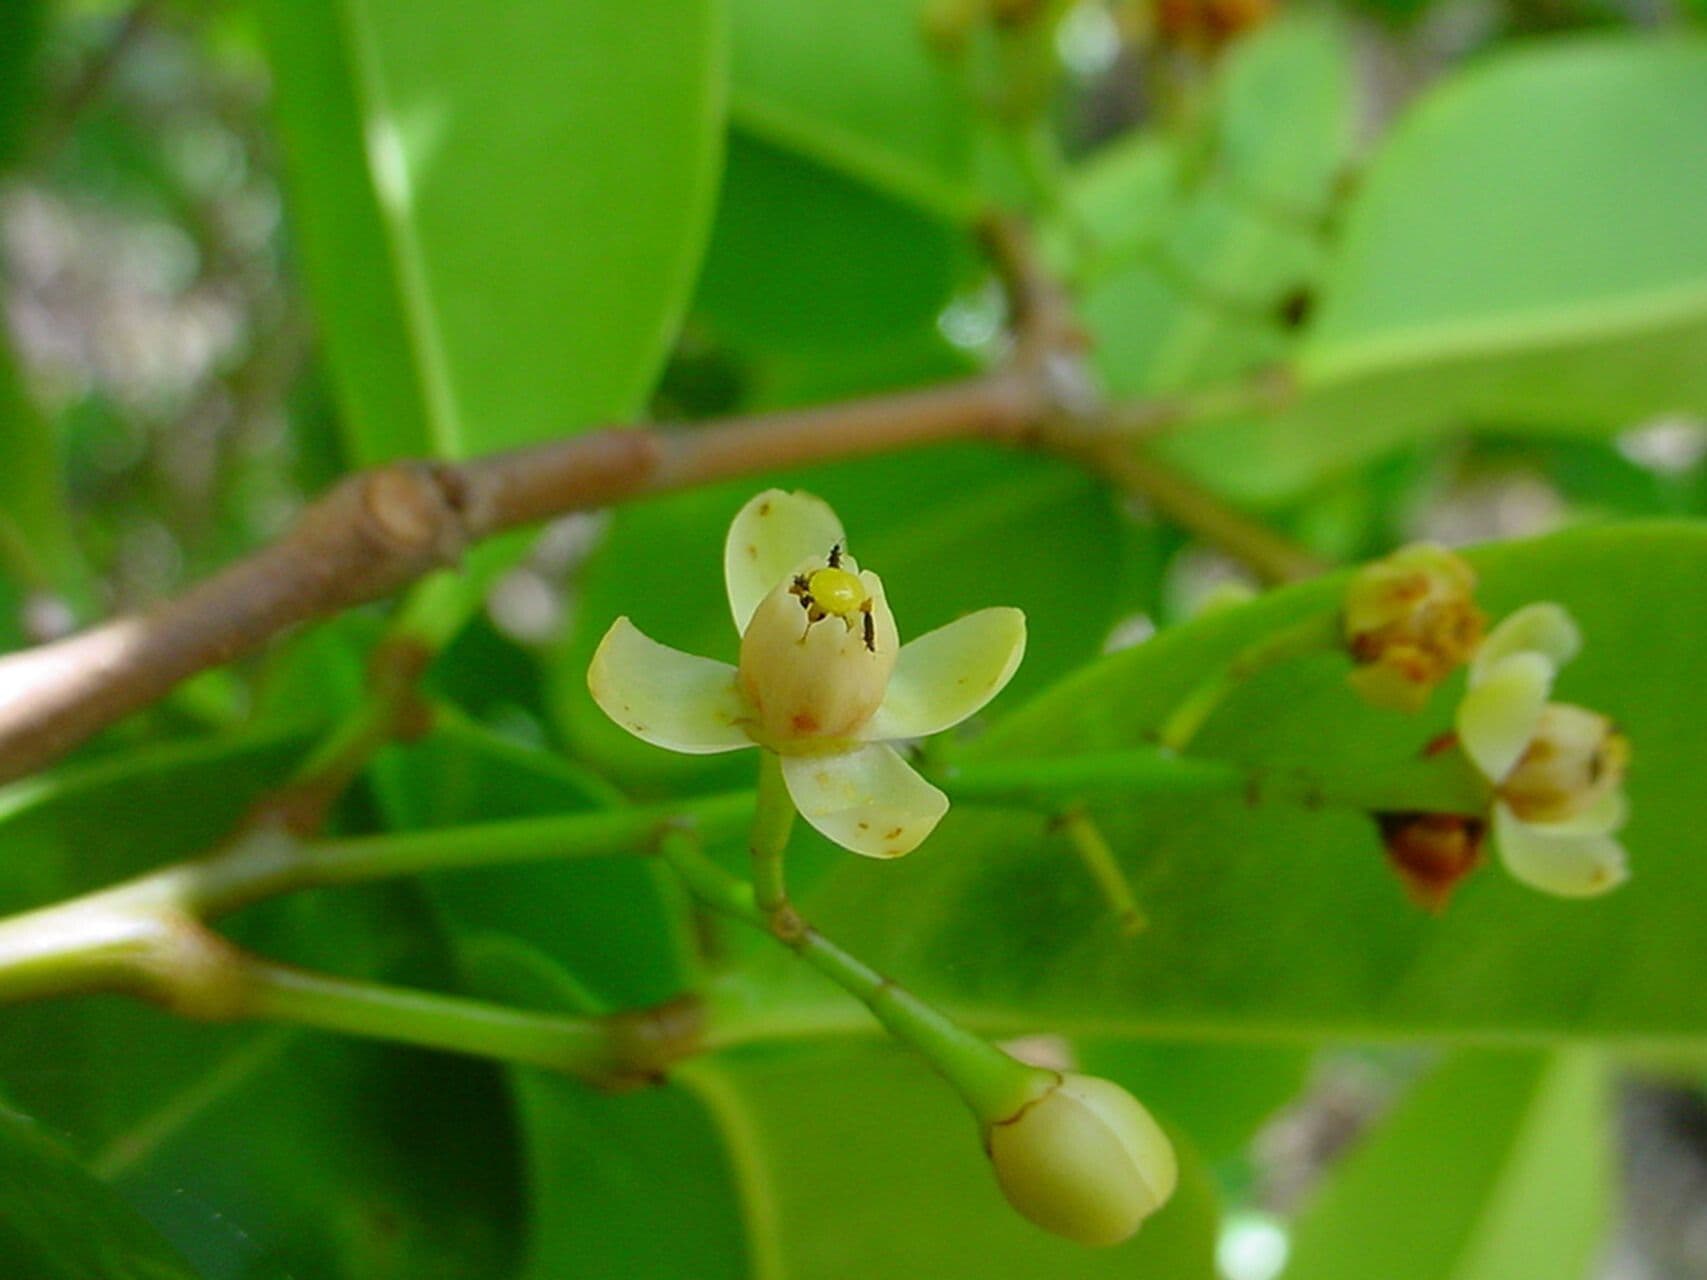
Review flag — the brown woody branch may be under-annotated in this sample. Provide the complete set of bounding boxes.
[0,223,1318,787]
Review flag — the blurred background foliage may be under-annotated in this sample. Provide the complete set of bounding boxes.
[2,0,1707,1277]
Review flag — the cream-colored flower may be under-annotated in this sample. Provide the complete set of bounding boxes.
[1454,603,1630,897]
[1344,543,1485,712]
[588,489,1026,858]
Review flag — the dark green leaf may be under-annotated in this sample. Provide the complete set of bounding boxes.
[0,730,520,1279]
[372,715,693,1009]
[0,1108,200,1280]
[0,0,44,170]
[727,0,977,218]
[695,0,978,371]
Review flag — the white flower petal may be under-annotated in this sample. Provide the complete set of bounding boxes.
[1494,803,1629,898]
[1471,602,1581,685]
[1455,651,1554,782]
[724,489,846,633]
[780,743,949,858]
[587,618,753,754]
[862,607,1027,741]
[1530,786,1628,838]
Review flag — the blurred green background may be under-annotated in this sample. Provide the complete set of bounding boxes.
[3,0,1707,1277]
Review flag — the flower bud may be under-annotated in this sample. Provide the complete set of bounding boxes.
[986,1073,1177,1247]
[737,555,900,750]
[1343,544,1484,712]
[1376,811,1486,912]
[1499,703,1629,825]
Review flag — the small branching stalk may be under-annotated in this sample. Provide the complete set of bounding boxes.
[1051,806,1148,936]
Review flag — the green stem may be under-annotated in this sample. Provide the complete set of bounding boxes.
[199,753,1233,919]
[749,752,797,929]
[1095,444,1326,586]
[659,832,1048,1125]
[194,792,757,917]
[5,744,1486,946]
[239,960,621,1075]
[1054,808,1147,936]
[1157,611,1342,751]
[0,893,181,1005]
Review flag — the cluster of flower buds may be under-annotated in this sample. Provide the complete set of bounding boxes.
[1345,546,1631,900]
[589,489,1026,858]
[1342,543,1486,712]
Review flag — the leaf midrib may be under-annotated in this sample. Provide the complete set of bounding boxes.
[333,0,464,458]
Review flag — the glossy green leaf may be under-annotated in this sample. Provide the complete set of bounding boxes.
[0,1108,200,1280]
[796,522,1707,1044]
[472,938,1220,1280]
[1284,1050,1611,1280]
[1167,36,1707,501]
[1306,37,1707,401]
[260,0,726,463]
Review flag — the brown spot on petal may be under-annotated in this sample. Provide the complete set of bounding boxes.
[791,711,820,734]
[758,500,772,515]
[884,826,904,840]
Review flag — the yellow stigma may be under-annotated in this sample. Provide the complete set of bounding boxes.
[807,567,867,617]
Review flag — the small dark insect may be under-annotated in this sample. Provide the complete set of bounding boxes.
[786,549,878,652]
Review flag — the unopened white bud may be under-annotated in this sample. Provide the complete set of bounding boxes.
[1344,543,1484,712]
[986,1073,1177,1247]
